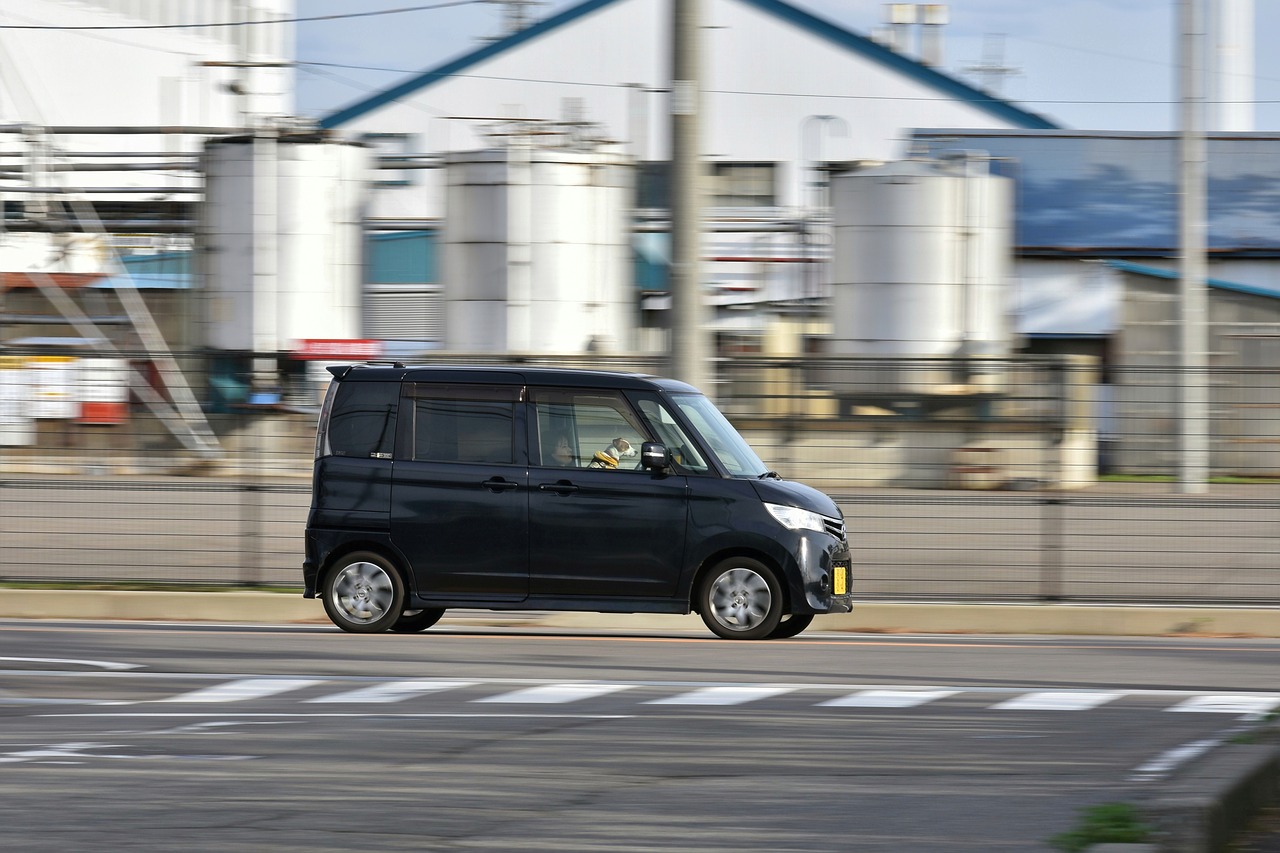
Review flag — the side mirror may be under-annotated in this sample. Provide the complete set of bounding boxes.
[640,442,670,470]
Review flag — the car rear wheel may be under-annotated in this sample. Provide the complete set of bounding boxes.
[766,613,814,639]
[322,551,405,633]
[389,608,446,633]
[698,557,784,640]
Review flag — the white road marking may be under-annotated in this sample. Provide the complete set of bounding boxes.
[991,692,1121,711]
[1130,737,1221,782]
[646,686,797,705]
[1165,695,1280,715]
[474,684,633,704]
[818,689,958,708]
[305,680,475,704]
[38,712,632,720]
[0,657,140,671]
[0,741,255,764]
[158,678,326,704]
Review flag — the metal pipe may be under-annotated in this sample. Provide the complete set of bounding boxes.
[0,125,252,134]
[633,220,804,233]
[0,151,196,158]
[0,221,196,233]
[0,186,201,193]
[363,220,443,231]
[0,163,199,172]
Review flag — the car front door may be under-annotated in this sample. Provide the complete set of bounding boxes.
[527,387,688,599]
[391,382,528,600]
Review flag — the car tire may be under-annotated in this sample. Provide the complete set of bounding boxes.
[322,551,405,633]
[698,557,784,640]
[765,613,814,640]
[389,608,446,633]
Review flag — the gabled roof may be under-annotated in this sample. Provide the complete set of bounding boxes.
[320,0,1057,130]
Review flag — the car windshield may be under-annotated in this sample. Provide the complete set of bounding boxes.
[671,393,770,478]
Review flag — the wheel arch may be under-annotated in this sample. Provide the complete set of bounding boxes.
[317,537,410,594]
[689,547,789,615]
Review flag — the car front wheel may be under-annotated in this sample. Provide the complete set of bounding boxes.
[698,558,784,640]
[322,551,405,633]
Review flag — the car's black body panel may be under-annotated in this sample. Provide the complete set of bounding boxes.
[304,365,854,629]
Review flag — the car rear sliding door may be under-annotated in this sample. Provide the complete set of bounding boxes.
[391,382,529,600]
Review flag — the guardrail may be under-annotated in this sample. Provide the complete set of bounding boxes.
[1,350,1276,602]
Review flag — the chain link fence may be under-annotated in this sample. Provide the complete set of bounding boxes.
[1,349,1276,603]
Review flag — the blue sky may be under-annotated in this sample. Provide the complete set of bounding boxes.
[295,0,1280,131]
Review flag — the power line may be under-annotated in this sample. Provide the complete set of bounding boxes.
[294,61,1280,107]
[0,2,487,30]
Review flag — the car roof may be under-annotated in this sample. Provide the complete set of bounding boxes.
[327,363,701,394]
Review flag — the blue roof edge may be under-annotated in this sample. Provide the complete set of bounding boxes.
[1105,259,1280,300]
[737,0,1056,130]
[320,0,617,129]
[320,0,1058,131]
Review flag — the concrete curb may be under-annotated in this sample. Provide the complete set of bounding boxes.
[1,590,1278,637]
[1142,743,1280,853]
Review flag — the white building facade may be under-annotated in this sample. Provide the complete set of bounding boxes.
[320,0,1056,354]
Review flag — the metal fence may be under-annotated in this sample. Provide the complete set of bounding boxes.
[1,350,1276,604]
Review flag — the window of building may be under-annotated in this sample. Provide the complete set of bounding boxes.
[637,162,777,209]
[636,162,670,210]
[710,162,776,207]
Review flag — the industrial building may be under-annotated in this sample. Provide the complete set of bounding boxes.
[318,0,1055,354]
[1,0,1276,483]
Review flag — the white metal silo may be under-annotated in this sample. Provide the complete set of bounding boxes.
[199,132,370,353]
[829,155,1013,379]
[442,138,634,354]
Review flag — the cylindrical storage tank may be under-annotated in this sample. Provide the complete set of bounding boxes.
[199,134,370,352]
[442,143,635,353]
[828,155,1013,390]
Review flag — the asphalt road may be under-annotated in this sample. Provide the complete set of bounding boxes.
[2,619,1277,852]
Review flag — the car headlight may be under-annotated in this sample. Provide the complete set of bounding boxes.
[764,503,825,533]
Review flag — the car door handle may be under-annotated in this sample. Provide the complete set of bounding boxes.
[538,481,579,495]
[482,477,519,493]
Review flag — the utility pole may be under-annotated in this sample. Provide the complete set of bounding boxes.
[669,0,711,392]
[1178,0,1209,493]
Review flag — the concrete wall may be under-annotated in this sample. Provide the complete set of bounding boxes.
[1115,272,1280,476]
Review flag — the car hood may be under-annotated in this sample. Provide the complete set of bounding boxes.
[751,478,841,519]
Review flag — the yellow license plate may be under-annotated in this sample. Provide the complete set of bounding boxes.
[833,565,848,596]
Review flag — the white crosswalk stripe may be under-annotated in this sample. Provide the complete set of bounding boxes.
[474,684,633,704]
[646,686,797,705]
[991,692,1121,711]
[1165,695,1280,715]
[34,676,1280,716]
[818,689,958,708]
[305,680,475,704]
[158,678,326,704]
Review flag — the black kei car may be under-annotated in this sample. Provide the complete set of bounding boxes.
[303,365,852,640]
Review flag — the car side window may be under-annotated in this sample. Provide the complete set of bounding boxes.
[632,395,710,473]
[324,381,398,458]
[530,388,647,471]
[408,384,518,465]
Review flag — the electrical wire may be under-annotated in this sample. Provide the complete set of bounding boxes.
[0,2,488,30]
[295,62,1280,107]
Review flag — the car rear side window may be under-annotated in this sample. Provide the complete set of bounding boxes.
[409,384,519,465]
[324,381,399,458]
